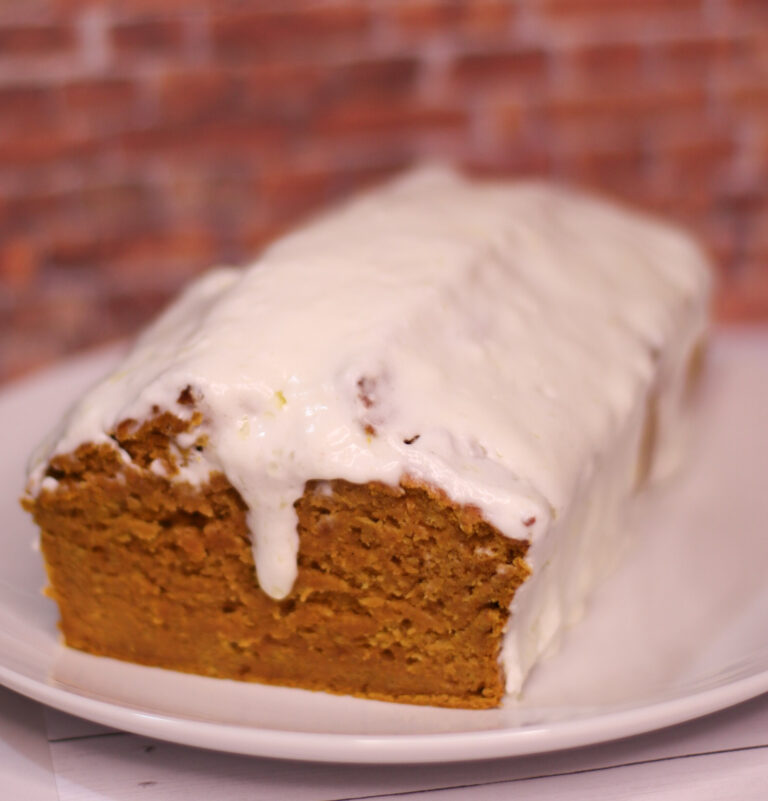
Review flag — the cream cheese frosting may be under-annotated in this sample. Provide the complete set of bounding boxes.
[27,166,711,693]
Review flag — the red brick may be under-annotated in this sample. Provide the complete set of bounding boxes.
[6,279,172,373]
[560,42,645,87]
[63,78,138,111]
[714,186,768,225]
[211,6,371,60]
[537,0,710,42]
[539,0,704,20]
[538,108,642,154]
[653,133,735,173]
[0,189,59,233]
[654,38,750,98]
[540,84,708,136]
[258,160,414,227]
[557,144,650,195]
[244,62,327,105]
[491,100,524,136]
[0,237,39,292]
[0,127,93,167]
[42,225,109,269]
[716,261,768,322]
[243,58,420,111]
[481,103,556,173]
[699,217,741,268]
[632,181,717,221]
[657,37,735,74]
[390,0,515,37]
[743,206,768,254]
[0,86,55,131]
[0,322,87,384]
[119,120,287,162]
[61,78,141,131]
[5,0,768,384]
[313,100,467,136]
[39,221,216,291]
[709,31,768,92]
[105,226,216,280]
[727,0,768,20]
[111,17,185,56]
[52,0,192,9]
[102,287,179,334]
[10,280,100,345]
[330,58,421,99]
[720,77,768,113]
[0,22,75,56]
[2,181,156,239]
[157,69,244,125]
[465,146,554,177]
[452,47,549,87]
[331,159,415,192]
[165,169,257,221]
[80,182,160,228]
[259,168,333,222]
[238,221,290,255]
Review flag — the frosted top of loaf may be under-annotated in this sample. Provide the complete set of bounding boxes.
[28,166,710,600]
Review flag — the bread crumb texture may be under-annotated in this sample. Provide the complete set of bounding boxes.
[24,410,530,709]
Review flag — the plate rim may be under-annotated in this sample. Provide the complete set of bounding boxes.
[2,330,768,764]
[1,657,767,763]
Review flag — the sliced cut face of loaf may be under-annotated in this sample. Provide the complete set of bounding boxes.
[23,166,711,707]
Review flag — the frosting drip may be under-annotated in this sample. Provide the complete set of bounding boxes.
[27,167,710,690]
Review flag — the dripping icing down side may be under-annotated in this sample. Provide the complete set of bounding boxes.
[27,167,710,613]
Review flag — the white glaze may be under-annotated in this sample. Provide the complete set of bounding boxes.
[27,167,710,694]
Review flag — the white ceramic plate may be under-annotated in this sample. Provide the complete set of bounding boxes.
[1,330,767,764]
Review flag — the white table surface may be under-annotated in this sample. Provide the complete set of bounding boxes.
[2,684,767,801]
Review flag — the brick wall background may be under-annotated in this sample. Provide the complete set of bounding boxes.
[2,0,767,384]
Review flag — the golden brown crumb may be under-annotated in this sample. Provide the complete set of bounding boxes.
[25,411,530,709]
